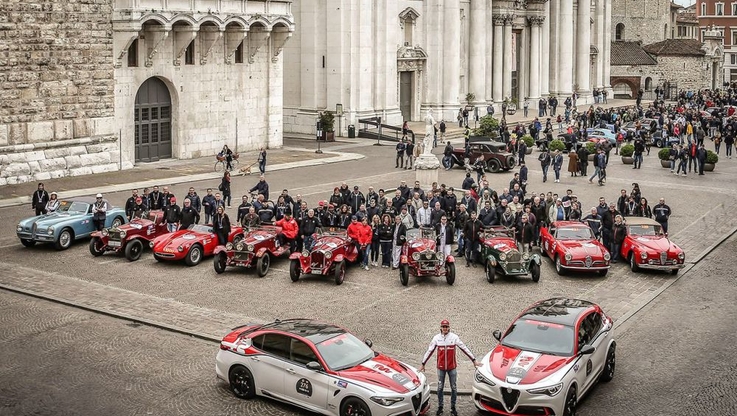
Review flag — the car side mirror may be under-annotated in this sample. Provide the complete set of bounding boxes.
[364,339,373,348]
[492,330,502,342]
[579,345,596,355]
[305,361,323,372]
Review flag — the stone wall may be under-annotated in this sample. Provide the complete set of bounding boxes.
[610,56,711,94]
[611,0,672,43]
[0,0,118,185]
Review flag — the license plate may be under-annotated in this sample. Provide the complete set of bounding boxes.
[109,241,121,247]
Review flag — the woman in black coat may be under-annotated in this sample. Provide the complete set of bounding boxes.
[212,205,231,246]
[378,215,394,268]
[220,171,232,208]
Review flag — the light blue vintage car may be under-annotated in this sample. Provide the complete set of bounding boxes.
[16,197,128,250]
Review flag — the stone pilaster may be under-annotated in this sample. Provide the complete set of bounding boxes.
[443,0,461,107]
[469,0,487,105]
[595,0,605,89]
[492,15,504,103]
[558,0,573,96]
[527,16,545,100]
[502,14,515,101]
[541,0,551,97]
[604,0,612,92]
[575,0,592,98]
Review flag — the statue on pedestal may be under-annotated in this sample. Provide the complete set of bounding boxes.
[423,109,436,156]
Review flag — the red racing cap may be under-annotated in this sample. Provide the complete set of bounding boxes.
[440,319,450,326]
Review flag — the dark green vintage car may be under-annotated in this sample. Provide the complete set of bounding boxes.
[479,226,541,284]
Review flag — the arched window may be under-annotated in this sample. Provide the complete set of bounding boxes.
[645,77,653,91]
[615,23,625,41]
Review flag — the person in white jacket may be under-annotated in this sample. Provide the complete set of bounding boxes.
[416,200,432,228]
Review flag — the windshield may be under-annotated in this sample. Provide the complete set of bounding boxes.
[628,224,661,236]
[556,227,594,240]
[315,333,374,371]
[502,319,575,356]
[187,224,213,233]
[57,201,88,214]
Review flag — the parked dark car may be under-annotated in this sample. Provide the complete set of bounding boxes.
[450,137,516,173]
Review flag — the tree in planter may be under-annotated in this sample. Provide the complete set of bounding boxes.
[318,111,335,141]
[473,115,500,139]
[706,150,719,164]
[658,147,673,168]
[619,144,635,157]
[465,93,476,104]
[585,141,596,154]
[521,134,534,153]
[548,139,566,152]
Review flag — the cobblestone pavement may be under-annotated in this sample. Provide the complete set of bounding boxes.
[2,133,737,415]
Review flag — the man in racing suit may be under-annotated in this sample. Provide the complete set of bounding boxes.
[420,319,480,416]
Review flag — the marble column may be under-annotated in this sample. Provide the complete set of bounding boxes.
[558,0,573,96]
[541,0,551,97]
[468,0,487,104]
[485,4,494,103]
[576,0,591,98]
[528,16,544,100]
[603,0,612,90]
[424,0,443,106]
[492,15,504,103]
[595,0,605,88]
[443,0,461,108]
[548,0,560,95]
[502,15,514,100]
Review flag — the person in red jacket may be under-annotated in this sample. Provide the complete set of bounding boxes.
[275,210,299,253]
[347,216,373,270]
[420,319,480,416]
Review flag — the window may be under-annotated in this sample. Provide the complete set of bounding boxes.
[184,40,195,65]
[578,312,604,350]
[127,39,138,67]
[257,334,291,360]
[290,339,318,365]
[733,3,737,15]
[234,41,244,64]
[717,3,724,16]
[731,53,737,65]
[615,23,625,41]
[701,3,707,16]
[645,77,653,91]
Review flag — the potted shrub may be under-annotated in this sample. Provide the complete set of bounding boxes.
[473,115,501,140]
[318,110,335,142]
[549,139,566,152]
[704,150,718,171]
[521,134,534,154]
[658,147,672,168]
[619,143,635,164]
[585,141,596,161]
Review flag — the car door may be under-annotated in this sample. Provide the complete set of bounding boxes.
[78,204,95,237]
[281,338,331,413]
[578,312,606,395]
[540,226,555,257]
[248,333,289,398]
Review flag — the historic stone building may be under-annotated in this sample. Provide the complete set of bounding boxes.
[283,0,613,135]
[0,0,294,185]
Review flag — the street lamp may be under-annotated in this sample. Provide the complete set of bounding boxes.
[316,120,323,154]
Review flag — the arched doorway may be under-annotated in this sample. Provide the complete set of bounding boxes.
[135,77,172,162]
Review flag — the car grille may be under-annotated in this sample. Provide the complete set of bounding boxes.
[109,230,121,241]
[411,393,421,413]
[585,255,593,268]
[660,251,667,265]
[476,395,551,416]
[506,250,522,263]
[501,387,520,412]
[235,252,252,261]
[32,223,38,235]
[311,251,326,268]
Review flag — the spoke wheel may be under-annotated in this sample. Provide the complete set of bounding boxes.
[341,397,372,416]
[55,228,73,251]
[334,260,346,285]
[111,217,124,228]
[228,365,256,400]
[486,261,496,284]
[89,237,105,257]
[290,259,301,282]
[564,386,577,416]
[530,262,541,282]
[185,244,202,267]
[399,264,409,286]
[125,239,143,261]
[445,262,456,285]
[555,256,566,276]
[256,253,270,277]
[214,252,227,274]
[601,343,616,382]
[629,252,640,272]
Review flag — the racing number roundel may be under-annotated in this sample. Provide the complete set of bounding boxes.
[296,378,313,397]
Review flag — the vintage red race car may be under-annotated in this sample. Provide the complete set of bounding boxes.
[540,221,611,276]
[289,228,359,285]
[89,210,169,261]
[150,224,244,266]
[621,217,685,274]
[399,227,456,286]
[213,225,290,277]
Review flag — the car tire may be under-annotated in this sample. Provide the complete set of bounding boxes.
[228,365,256,400]
[290,259,301,282]
[487,159,502,173]
[531,262,541,282]
[256,253,270,277]
[185,244,203,267]
[629,252,639,272]
[445,263,456,285]
[555,255,566,276]
[89,237,105,257]
[485,261,496,284]
[111,216,124,228]
[214,252,227,274]
[598,268,609,276]
[340,397,372,416]
[20,239,36,248]
[601,343,616,382]
[563,385,577,416]
[54,228,73,251]
[506,155,516,168]
[124,239,144,262]
[655,139,663,147]
[399,264,409,286]
[334,260,346,285]
[671,268,679,275]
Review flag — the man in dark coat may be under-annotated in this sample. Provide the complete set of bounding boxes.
[696,144,707,175]
[249,175,270,201]
[31,182,50,216]
[180,198,200,229]
[463,211,483,267]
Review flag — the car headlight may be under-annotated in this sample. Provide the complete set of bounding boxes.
[565,253,572,261]
[178,245,184,252]
[640,251,648,260]
[677,252,685,260]
[424,252,431,260]
[149,241,155,248]
[412,252,420,261]
[247,244,254,252]
[102,228,109,236]
[225,242,233,250]
[499,252,507,261]
[16,224,22,232]
[474,370,496,387]
[369,396,404,406]
[119,230,127,238]
[236,242,245,251]
[522,253,530,261]
[527,382,563,397]
[604,252,611,261]
[302,250,309,257]
[325,251,332,259]
[47,227,54,235]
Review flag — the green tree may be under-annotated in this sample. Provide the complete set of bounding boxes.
[473,115,500,138]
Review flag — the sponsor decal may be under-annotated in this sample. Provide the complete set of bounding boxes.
[573,363,580,373]
[326,242,337,248]
[183,234,196,240]
[130,223,143,230]
[337,380,348,388]
[296,378,313,397]
[253,235,265,241]
[147,226,155,235]
[164,248,176,253]
[493,243,508,250]
[583,243,595,248]
[360,360,416,391]
[506,351,542,384]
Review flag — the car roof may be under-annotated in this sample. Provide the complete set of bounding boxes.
[624,217,661,227]
[248,319,347,344]
[518,298,596,326]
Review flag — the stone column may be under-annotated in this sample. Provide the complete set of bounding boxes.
[468,0,487,104]
[603,0,612,91]
[528,16,544,100]
[492,15,504,103]
[558,0,573,96]
[541,0,551,97]
[595,0,605,88]
[424,0,443,107]
[443,0,461,109]
[502,15,514,101]
[548,0,560,95]
[576,0,592,99]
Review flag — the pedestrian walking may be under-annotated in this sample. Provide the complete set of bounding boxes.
[552,150,563,183]
[258,147,267,174]
[395,139,406,168]
[420,319,480,416]
[653,198,671,236]
[538,149,551,183]
[219,171,232,208]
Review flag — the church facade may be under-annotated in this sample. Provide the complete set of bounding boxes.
[283,0,613,135]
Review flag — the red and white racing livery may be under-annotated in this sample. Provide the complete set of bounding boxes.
[472,298,616,416]
[216,319,430,416]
